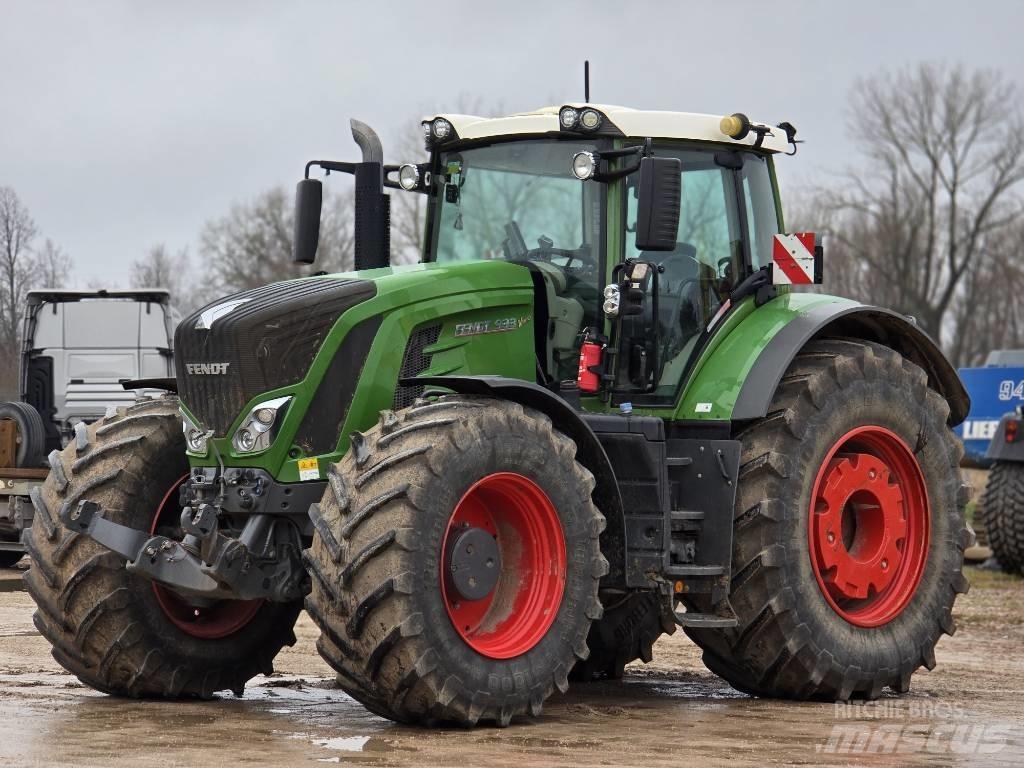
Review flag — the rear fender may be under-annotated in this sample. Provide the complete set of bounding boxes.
[680,295,969,427]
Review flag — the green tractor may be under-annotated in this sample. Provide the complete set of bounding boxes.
[25,103,972,726]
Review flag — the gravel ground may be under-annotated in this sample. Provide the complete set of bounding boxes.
[0,559,1021,767]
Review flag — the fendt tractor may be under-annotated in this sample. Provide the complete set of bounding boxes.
[24,101,972,727]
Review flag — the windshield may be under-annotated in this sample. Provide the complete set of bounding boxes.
[431,139,603,267]
[429,139,605,381]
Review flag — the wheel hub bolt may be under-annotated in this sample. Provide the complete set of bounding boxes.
[827,531,836,544]
[881,558,889,570]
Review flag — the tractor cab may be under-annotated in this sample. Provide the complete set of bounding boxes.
[413,105,800,401]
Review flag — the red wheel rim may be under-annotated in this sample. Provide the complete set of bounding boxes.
[808,426,930,628]
[440,472,566,659]
[150,474,262,639]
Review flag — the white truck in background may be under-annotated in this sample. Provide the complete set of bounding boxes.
[0,289,178,565]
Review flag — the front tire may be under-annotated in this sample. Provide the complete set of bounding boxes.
[979,461,1024,574]
[23,396,302,698]
[686,340,971,700]
[305,396,606,726]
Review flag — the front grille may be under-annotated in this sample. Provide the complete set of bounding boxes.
[293,315,382,455]
[393,324,442,410]
[175,277,375,435]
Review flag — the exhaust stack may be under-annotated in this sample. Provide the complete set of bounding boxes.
[350,119,390,271]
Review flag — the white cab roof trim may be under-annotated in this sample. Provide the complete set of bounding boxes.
[425,104,791,154]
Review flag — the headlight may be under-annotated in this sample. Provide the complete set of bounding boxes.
[572,151,598,180]
[431,118,453,140]
[186,428,207,453]
[559,106,579,129]
[235,428,257,452]
[602,283,620,317]
[232,395,291,454]
[579,108,602,130]
[398,163,420,191]
[181,410,209,456]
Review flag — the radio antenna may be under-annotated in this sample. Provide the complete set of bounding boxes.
[584,60,590,103]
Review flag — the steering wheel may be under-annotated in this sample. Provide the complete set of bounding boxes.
[504,221,598,274]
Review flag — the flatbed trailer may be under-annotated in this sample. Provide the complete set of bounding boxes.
[0,420,44,562]
[0,467,45,562]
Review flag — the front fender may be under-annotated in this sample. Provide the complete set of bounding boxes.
[678,294,969,426]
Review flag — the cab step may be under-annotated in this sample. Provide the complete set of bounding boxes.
[664,563,726,577]
[672,612,739,629]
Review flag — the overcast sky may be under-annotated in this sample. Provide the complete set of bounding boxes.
[2,0,1021,286]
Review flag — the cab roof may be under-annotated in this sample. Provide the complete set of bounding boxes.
[424,104,792,154]
[26,289,171,305]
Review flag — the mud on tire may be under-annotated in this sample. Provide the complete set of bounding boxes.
[23,396,302,698]
[304,395,607,726]
[979,462,1024,575]
[685,340,971,700]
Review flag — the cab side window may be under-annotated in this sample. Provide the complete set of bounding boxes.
[741,155,781,269]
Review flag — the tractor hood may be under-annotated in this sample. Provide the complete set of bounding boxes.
[175,261,537,479]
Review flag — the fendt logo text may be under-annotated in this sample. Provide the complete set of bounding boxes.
[185,362,231,375]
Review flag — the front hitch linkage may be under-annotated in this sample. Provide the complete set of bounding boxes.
[60,499,307,603]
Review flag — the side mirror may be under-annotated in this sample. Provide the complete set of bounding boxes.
[634,156,681,252]
[293,178,323,264]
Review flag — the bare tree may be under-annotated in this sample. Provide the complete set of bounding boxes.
[130,243,190,307]
[816,64,1024,361]
[198,186,354,301]
[34,238,73,289]
[388,119,429,265]
[0,187,39,393]
[949,220,1024,365]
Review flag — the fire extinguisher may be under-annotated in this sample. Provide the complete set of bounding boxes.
[577,328,606,394]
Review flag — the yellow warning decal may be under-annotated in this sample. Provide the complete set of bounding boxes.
[298,457,320,481]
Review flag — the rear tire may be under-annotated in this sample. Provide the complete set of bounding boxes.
[0,401,46,468]
[570,592,675,681]
[23,396,302,698]
[305,395,607,726]
[979,462,1024,574]
[686,340,971,700]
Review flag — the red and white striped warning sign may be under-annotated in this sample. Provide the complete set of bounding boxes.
[772,232,818,285]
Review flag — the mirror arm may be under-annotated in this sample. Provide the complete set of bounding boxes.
[304,159,358,179]
[596,159,642,182]
[590,140,660,182]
